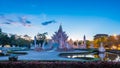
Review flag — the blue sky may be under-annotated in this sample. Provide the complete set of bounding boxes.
[0,0,120,40]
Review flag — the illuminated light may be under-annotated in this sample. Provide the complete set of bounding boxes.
[117,47,120,50]
[0,50,2,53]
[113,34,117,37]
[111,45,117,50]
[72,55,77,58]
[77,55,84,57]
[113,34,118,40]
[67,56,71,58]
[86,55,94,58]
[4,45,11,48]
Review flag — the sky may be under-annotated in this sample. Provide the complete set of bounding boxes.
[0,0,120,40]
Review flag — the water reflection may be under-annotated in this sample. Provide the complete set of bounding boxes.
[97,52,120,62]
[99,53,106,61]
[60,52,120,62]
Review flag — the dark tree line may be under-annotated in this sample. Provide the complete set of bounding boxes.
[0,30,32,47]
[93,35,120,49]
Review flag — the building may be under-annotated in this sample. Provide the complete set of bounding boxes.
[94,34,108,40]
[52,25,68,49]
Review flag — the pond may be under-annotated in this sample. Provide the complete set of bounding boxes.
[0,48,120,62]
[59,52,120,62]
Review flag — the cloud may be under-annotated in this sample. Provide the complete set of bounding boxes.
[2,19,16,25]
[6,19,15,22]
[0,14,32,27]
[0,13,57,28]
[0,13,57,27]
[18,16,31,26]
[3,22,11,25]
[41,20,56,25]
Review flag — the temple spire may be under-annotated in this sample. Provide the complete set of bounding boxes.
[83,35,86,44]
[83,35,86,48]
[58,24,63,32]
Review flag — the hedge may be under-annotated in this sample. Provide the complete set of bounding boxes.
[0,61,120,68]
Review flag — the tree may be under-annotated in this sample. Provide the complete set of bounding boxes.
[93,36,108,48]
[73,41,77,46]
[36,32,47,47]
[9,34,15,46]
[0,33,10,47]
[86,40,92,48]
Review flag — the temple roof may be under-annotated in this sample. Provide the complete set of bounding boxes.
[52,25,68,42]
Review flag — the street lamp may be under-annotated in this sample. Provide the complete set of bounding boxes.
[113,34,117,40]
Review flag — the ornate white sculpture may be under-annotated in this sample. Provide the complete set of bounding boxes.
[98,43,105,53]
[52,25,69,49]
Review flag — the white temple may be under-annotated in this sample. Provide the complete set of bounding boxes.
[52,25,69,49]
[79,35,87,49]
[34,36,37,47]
[83,35,87,48]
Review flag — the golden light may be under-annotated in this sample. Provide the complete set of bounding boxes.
[118,44,120,47]
[113,34,117,37]
[111,45,117,50]
[113,34,118,39]
[118,47,120,50]
[118,44,120,50]
[4,45,11,48]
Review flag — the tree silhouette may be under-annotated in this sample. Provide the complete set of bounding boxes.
[36,32,48,47]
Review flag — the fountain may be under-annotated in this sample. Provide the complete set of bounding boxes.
[98,43,106,53]
[34,36,42,51]
[42,41,46,50]
[30,36,37,50]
